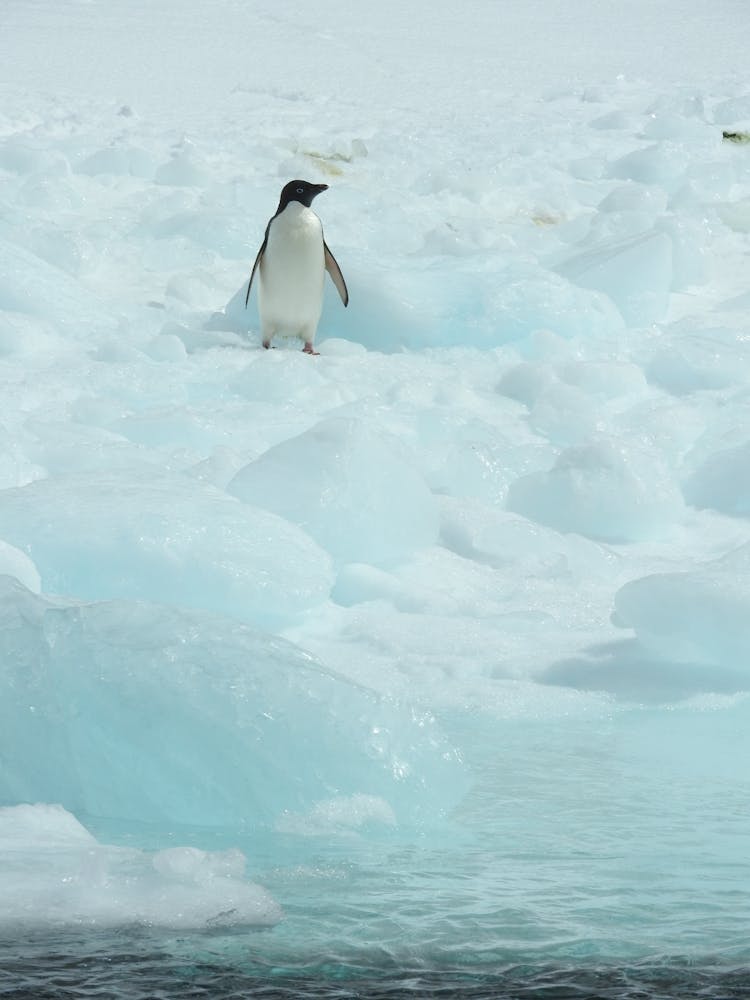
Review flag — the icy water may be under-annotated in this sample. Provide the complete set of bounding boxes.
[3,706,749,997]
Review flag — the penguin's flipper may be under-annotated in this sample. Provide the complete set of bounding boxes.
[245,234,268,308]
[324,242,349,307]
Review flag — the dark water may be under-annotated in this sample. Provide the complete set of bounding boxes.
[1,932,748,1000]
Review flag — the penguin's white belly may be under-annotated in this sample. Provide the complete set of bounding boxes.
[258,205,325,337]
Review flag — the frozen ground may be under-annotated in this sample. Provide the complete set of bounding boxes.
[1,0,750,995]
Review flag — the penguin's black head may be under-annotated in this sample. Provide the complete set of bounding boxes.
[277,179,328,212]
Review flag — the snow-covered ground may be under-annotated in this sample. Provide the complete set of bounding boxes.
[1,0,750,979]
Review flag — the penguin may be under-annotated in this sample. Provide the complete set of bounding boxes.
[245,180,348,355]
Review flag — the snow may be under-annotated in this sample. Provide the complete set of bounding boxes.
[1,0,750,963]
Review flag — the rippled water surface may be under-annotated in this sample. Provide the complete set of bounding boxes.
[3,934,749,1000]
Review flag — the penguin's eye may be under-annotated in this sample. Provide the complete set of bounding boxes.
[296,187,304,194]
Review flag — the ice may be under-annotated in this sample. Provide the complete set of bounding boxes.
[0,239,111,332]
[0,578,463,829]
[645,316,750,395]
[556,229,673,326]
[439,502,617,582]
[683,441,750,516]
[712,95,750,125]
[597,182,669,215]
[609,143,688,192]
[506,438,683,542]
[614,545,750,669]
[76,145,156,179]
[0,804,281,929]
[228,416,438,565]
[0,471,333,629]
[716,197,750,233]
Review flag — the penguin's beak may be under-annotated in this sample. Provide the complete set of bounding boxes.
[312,183,329,198]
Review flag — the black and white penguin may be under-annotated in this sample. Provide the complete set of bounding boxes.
[245,180,348,355]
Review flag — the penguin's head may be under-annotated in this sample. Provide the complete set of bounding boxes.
[277,179,328,212]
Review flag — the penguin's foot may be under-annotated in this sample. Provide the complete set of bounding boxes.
[262,339,271,350]
[302,342,320,356]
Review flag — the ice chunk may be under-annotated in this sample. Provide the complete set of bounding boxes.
[497,362,556,407]
[228,417,438,565]
[645,319,750,395]
[597,182,668,215]
[486,262,624,344]
[527,381,602,446]
[507,438,683,543]
[154,150,208,187]
[613,545,750,668]
[609,143,687,192]
[716,198,750,234]
[498,359,646,413]
[641,112,709,141]
[0,804,281,930]
[655,213,709,288]
[75,145,155,179]
[556,229,673,325]
[541,637,747,703]
[646,349,729,394]
[144,331,188,361]
[0,238,114,333]
[683,441,750,516]
[333,562,405,608]
[0,580,463,830]
[233,254,623,353]
[559,359,648,397]
[0,469,333,629]
[508,359,649,445]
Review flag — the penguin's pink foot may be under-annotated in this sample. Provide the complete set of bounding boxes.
[262,339,271,350]
[302,342,319,356]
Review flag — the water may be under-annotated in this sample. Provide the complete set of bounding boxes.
[3,935,750,1000]
[3,706,748,997]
